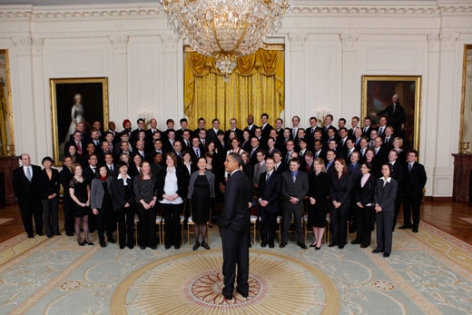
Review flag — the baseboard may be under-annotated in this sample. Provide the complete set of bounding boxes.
[424,196,453,202]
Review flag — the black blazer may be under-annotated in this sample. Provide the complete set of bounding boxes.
[13,165,41,201]
[374,178,398,213]
[356,173,376,206]
[111,175,135,210]
[329,173,352,206]
[60,167,74,197]
[38,168,60,199]
[257,171,282,213]
[307,171,329,209]
[403,162,427,198]
[218,170,252,232]
[156,165,189,201]
[281,170,309,210]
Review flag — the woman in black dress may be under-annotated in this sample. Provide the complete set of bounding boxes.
[69,163,93,246]
[353,162,376,248]
[39,156,60,238]
[307,158,329,250]
[134,161,158,250]
[91,165,115,247]
[188,157,215,250]
[329,158,352,249]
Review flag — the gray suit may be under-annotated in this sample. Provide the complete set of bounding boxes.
[374,177,398,254]
[281,170,309,245]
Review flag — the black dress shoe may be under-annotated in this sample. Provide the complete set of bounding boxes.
[78,241,85,246]
[85,241,94,246]
[383,252,390,257]
[108,238,117,244]
[28,234,34,238]
[165,245,171,249]
[151,245,158,250]
[338,244,345,249]
[298,242,307,249]
[398,225,411,229]
[175,245,180,250]
[66,232,74,237]
[37,233,44,236]
[261,242,267,248]
[360,244,368,248]
[47,235,53,238]
[139,245,146,250]
[351,240,359,245]
[236,288,248,298]
[328,243,337,247]
[100,241,107,248]
[279,243,286,248]
[193,242,200,250]
[412,227,418,233]
[315,246,321,250]
[119,245,125,249]
[201,242,210,250]
[309,243,316,248]
[269,244,274,248]
[128,244,134,249]
[222,293,233,300]
[372,249,383,253]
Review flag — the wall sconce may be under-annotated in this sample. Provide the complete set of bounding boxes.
[138,110,153,126]
[317,108,331,127]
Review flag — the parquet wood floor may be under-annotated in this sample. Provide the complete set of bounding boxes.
[1,201,471,245]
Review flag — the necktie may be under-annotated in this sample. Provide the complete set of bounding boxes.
[110,165,114,172]
[379,127,384,136]
[26,167,32,182]
[350,164,354,171]
[361,149,365,156]
[292,174,296,184]
[76,141,82,154]
[266,173,270,181]
[393,105,396,113]
[92,167,96,174]
[311,128,315,135]
[196,148,200,158]
[385,137,389,143]
[408,163,412,172]
[363,127,366,133]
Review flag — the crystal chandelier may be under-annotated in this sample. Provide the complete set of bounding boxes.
[160,0,291,80]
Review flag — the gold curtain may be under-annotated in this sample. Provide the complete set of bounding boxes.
[0,81,7,156]
[184,49,284,130]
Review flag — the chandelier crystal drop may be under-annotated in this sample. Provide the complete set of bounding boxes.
[160,0,291,80]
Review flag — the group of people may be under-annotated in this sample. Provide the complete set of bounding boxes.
[14,95,427,258]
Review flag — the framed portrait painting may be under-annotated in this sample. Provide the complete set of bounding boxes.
[0,49,14,156]
[361,75,421,152]
[50,77,109,165]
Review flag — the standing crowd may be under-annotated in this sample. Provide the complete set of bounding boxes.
[13,94,427,258]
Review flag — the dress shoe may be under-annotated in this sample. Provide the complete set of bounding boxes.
[108,238,117,244]
[28,234,34,239]
[100,241,107,248]
[398,225,411,229]
[37,232,44,236]
[383,252,390,258]
[175,245,180,250]
[165,245,171,250]
[193,242,200,251]
[412,227,418,233]
[261,242,267,248]
[201,242,210,250]
[54,232,61,236]
[119,245,125,249]
[360,244,368,248]
[351,240,359,245]
[66,232,74,237]
[85,241,94,246]
[328,242,337,247]
[298,242,307,249]
[309,243,316,248]
[222,292,233,300]
[279,243,286,248]
[151,245,158,250]
[236,288,248,298]
[248,243,252,248]
[139,245,146,250]
[128,244,134,249]
[372,249,383,253]
[338,244,345,249]
[47,235,53,238]
[78,241,85,246]
[315,246,321,250]
[269,244,274,248]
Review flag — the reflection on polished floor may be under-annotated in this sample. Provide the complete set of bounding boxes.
[1,200,471,245]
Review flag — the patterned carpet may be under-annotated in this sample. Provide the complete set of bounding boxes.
[0,221,471,314]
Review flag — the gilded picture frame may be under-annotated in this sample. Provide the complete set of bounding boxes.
[0,49,14,156]
[50,77,109,166]
[459,45,472,153]
[361,75,421,152]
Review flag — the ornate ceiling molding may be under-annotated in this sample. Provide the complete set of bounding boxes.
[0,4,471,20]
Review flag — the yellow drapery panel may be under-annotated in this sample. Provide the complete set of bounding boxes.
[0,81,8,155]
[184,49,284,130]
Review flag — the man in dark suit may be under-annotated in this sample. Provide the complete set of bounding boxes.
[257,157,281,248]
[193,117,206,138]
[382,126,395,151]
[66,130,86,156]
[13,154,43,238]
[362,116,374,138]
[378,94,406,137]
[272,150,287,175]
[388,149,404,230]
[260,113,273,140]
[224,118,244,143]
[274,118,284,139]
[145,118,161,145]
[348,116,361,140]
[280,157,309,249]
[130,118,145,144]
[218,153,252,300]
[244,114,258,136]
[60,155,75,236]
[206,118,221,144]
[175,118,188,141]
[400,150,427,232]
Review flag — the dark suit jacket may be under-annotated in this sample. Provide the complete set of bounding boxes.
[156,165,189,201]
[374,178,398,212]
[382,136,394,151]
[390,161,404,194]
[257,171,282,213]
[111,175,135,210]
[329,173,352,206]
[60,167,74,197]
[244,125,259,136]
[281,171,309,210]
[38,168,60,199]
[261,123,273,139]
[13,165,41,201]
[355,173,376,206]
[307,171,329,209]
[224,128,243,144]
[206,128,219,144]
[403,162,427,198]
[218,170,252,232]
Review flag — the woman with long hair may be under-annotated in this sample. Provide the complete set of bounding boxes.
[128,153,142,178]
[69,163,93,246]
[307,158,329,250]
[91,165,115,247]
[373,164,398,258]
[134,161,159,250]
[393,137,405,162]
[157,152,188,250]
[329,158,352,249]
[188,157,215,250]
[353,162,376,248]
[39,156,60,238]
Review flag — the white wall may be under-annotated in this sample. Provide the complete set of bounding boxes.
[0,1,471,197]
